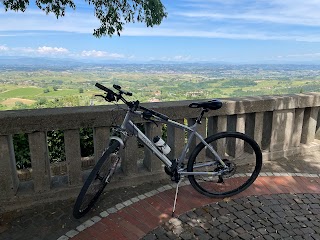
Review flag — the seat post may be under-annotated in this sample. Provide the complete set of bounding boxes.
[196,108,209,124]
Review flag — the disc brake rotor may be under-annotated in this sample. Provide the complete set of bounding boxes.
[215,159,237,178]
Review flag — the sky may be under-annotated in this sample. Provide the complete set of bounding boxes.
[1,0,320,63]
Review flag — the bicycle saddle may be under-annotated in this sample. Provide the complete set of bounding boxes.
[189,99,223,110]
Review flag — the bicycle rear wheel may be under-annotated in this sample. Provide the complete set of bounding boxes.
[187,132,262,198]
[73,141,120,219]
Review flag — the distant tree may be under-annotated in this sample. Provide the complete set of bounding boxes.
[2,0,167,37]
[53,86,58,91]
[13,101,28,110]
[36,97,47,106]
[43,88,50,93]
[79,88,84,93]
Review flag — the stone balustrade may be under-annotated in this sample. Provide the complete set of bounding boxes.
[1,93,320,212]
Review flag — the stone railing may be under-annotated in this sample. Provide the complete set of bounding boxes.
[1,93,320,212]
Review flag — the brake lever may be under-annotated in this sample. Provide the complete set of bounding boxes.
[95,94,108,101]
[113,84,132,96]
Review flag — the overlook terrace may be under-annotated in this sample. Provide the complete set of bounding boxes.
[1,92,320,212]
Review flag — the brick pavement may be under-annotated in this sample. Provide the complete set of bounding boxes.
[1,152,320,240]
[64,175,320,240]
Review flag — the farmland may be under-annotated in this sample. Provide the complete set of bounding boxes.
[1,61,320,111]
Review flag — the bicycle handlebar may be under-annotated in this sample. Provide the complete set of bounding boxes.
[95,82,169,121]
[113,84,132,96]
[95,82,111,93]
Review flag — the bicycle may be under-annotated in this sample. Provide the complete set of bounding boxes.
[73,83,262,219]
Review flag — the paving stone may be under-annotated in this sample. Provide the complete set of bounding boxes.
[180,231,194,240]
[218,232,231,240]
[3,170,320,240]
[142,233,157,240]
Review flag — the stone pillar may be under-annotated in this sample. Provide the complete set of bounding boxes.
[291,108,304,147]
[270,109,294,152]
[28,131,51,192]
[64,129,82,186]
[143,122,162,172]
[207,116,218,136]
[121,136,138,175]
[207,115,227,158]
[0,135,19,198]
[236,114,246,133]
[226,114,246,157]
[218,115,228,132]
[301,107,319,144]
[93,127,110,162]
[167,119,185,161]
[253,112,264,147]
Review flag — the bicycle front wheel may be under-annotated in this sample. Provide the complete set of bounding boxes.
[73,141,120,219]
[187,132,262,198]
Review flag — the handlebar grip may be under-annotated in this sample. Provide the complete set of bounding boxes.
[95,83,111,93]
[113,84,133,96]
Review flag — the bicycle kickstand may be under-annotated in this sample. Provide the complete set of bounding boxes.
[172,178,183,217]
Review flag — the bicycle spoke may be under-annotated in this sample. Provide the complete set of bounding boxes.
[187,132,262,197]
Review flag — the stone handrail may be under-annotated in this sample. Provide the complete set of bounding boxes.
[1,93,320,212]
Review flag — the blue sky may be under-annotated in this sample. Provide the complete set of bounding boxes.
[1,0,320,63]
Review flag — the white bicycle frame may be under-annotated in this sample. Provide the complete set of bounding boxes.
[117,108,228,176]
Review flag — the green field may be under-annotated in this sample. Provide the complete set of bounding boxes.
[1,65,320,111]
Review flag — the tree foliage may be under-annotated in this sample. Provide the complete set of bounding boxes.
[2,0,167,37]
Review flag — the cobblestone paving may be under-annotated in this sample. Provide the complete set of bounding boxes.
[142,193,320,240]
[1,152,320,240]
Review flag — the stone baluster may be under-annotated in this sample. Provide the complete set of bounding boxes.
[121,135,139,175]
[28,131,51,192]
[64,129,82,186]
[301,107,319,144]
[167,119,185,161]
[270,109,295,152]
[0,135,19,198]
[253,112,264,148]
[143,122,163,171]
[93,127,110,162]
[207,115,227,158]
[291,108,304,147]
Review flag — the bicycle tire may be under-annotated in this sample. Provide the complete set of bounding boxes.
[73,141,120,219]
[187,132,262,198]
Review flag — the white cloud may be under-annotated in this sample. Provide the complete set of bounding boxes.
[166,0,320,42]
[37,46,69,54]
[81,50,125,58]
[278,52,320,59]
[10,46,69,56]
[1,0,320,43]
[0,43,129,60]
[123,27,294,41]
[0,45,9,51]
[156,55,192,62]
[177,0,320,26]
[173,55,191,61]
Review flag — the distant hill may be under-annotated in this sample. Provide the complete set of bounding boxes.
[0,56,320,72]
[0,57,87,70]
